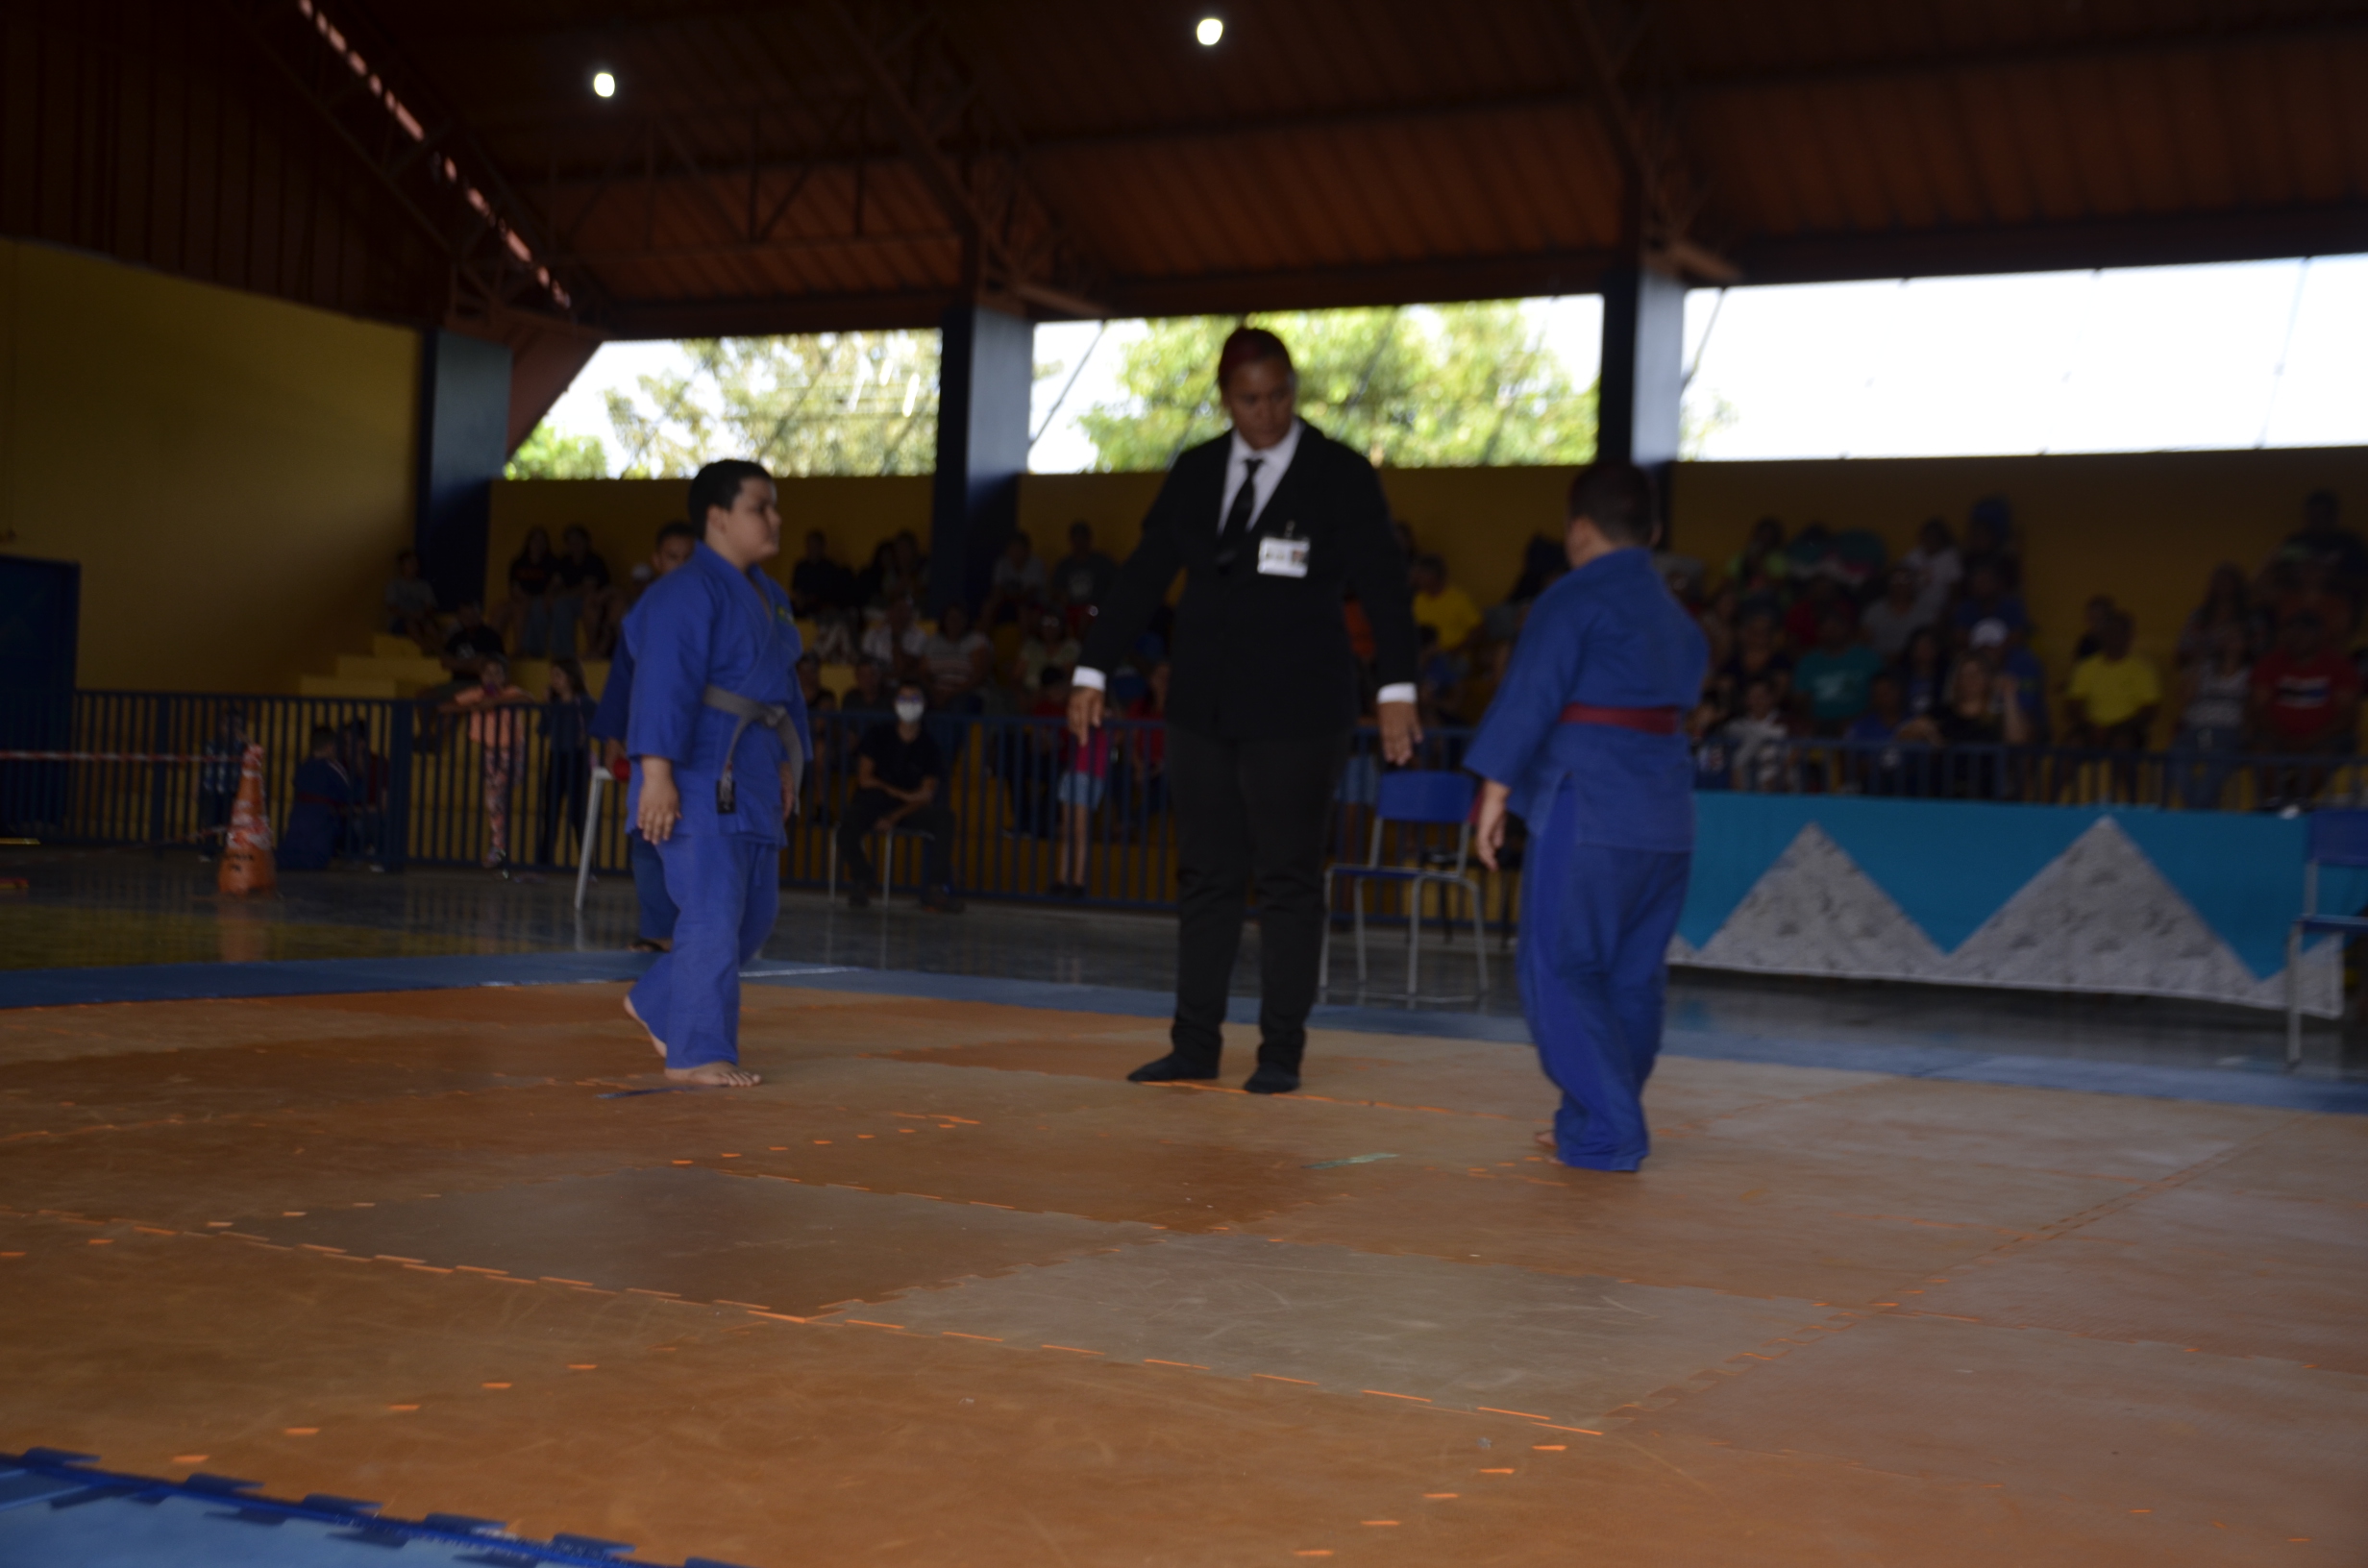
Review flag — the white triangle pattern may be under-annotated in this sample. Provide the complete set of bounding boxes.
[1689,822,1946,977]
[1666,817,2338,1017]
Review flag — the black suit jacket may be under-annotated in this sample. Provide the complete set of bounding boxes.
[1080,422,1418,742]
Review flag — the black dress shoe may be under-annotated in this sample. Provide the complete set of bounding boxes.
[1127,1053,1218,1084]
[1243,1066,1301,1095]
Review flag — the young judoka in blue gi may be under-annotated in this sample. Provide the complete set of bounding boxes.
[1468,461,1708,1171]
[620,461,810,1089]
[590,522,699,951]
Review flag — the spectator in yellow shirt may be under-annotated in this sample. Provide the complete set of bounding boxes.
[2065,613,2162,749]
[1411,553,1483,653]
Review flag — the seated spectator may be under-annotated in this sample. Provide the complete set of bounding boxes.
[2172,622,2252,809]
[1949,562,2027,645]
[549,526,615,659]
[1410,553,1482,653]
[922,602,991,711]
[1846,673,1925,796]
[1897,626,1949,719]
[278,724,351,871]
[338,719,389,868]
[1693,585,1741,674]
[534,658,597,869]
[1015,608,1080,693]
[2279,490,2365,612]
[2065,613,2160,750]
[1714,610,1793,713]
[1859,567,1932,660]
[1910,659,2029,799]
[1485,535,1568,645]
[384,550,439,648]
[1723,675,1793,793]
[1052,521,1119,618]
[861,596,927,681]
[1782,575,1855,652]
[1726,517,1789,602]
[1961,497,2020,589]
[2070,594,2119,664]
[1900,517,1963,624]
[2267,551,2357,642]
[1416,625,1464,726]
[842,655,894,719]
[2177,563,2257,669]
[790,529,858,615]
[619,523,697,625]
[796,649,824,707]
[1688,699,1734,791]
[1991,623,2052,746]
[982,530,1048,627]
[195,708,248,862]
[811,605,860,664]
[853,539,900,606]
[441,600,506,674]
[1794,614,1885,734]
[2250,610,2360,755]
[497,527,560,657]
[836,679,962,912]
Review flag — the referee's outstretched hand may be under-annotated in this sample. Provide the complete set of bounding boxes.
[1068,686,1104,746]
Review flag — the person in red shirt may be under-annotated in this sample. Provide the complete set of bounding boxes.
[2250,611,2360,755]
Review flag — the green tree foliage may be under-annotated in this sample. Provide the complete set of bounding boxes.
[1075,304,1597,472]
[604,332,941,478]
[504,424,608,479]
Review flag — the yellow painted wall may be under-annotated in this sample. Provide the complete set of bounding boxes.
[0,238,419,693]
[486,476,933,606]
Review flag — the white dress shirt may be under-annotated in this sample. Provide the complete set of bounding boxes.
[1075,418,1414,706]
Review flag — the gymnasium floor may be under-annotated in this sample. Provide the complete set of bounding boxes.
[1,849,2363,1565]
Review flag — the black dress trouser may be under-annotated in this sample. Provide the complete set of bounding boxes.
[1167,724,1348,1074]
[838,788,955,891]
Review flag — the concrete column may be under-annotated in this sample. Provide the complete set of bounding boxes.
[930,303,1034,613]
[1597,263,1687,471]
[414,329,513,615]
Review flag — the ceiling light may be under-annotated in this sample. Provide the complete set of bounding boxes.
[591,69,616,99]
[1195,17,1223,46]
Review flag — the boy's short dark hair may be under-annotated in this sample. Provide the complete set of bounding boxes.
[309,724,339,750]
[688,459,772,530]
[1567,461,1658,546]
[655,521,697,548]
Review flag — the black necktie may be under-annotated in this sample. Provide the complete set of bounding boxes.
[1217,456,1262,575]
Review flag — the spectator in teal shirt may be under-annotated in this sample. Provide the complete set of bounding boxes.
[1794,613,1886,734]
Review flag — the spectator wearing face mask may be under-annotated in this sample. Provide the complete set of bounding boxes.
[838,681,962,913]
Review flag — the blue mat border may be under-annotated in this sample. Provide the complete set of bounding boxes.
[0,1451,752,1567]
[2,950,2362,1116]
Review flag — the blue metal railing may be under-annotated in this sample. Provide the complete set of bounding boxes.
[1,693,2356,907]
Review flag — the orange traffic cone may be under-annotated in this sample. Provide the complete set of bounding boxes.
[217,742,278,896]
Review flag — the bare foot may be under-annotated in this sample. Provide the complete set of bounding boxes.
[666,1061,762,1088]
[623,994,665,1059]
[1534,1130,1558,1153]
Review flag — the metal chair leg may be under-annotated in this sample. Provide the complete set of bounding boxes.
[2287,924,2304,1071]
[1468,880,1488,995]
[1405,885,1420,1006]
[1319,869,1334,999]
[574,767,605,914]
[1353,880,1369,983]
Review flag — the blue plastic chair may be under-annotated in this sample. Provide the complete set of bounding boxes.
[2286,808,2368,1067]
[1320,770,1487,1003]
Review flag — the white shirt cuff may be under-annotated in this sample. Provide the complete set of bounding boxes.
[1376,683,1417,705]
[1072,667,1106,692]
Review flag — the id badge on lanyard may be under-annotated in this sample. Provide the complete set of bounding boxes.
[1257,525,1310,578]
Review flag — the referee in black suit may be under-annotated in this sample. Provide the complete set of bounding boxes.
[1069,328,1421,1094]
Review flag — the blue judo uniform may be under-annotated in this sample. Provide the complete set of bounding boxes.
[1466,548,1708,1171]
[622,543,810,1070]
[588,634,680,944]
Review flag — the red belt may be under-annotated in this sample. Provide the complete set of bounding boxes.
[1559,702,1680,735]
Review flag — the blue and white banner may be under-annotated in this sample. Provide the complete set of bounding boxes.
[1674,797,2368,1017]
